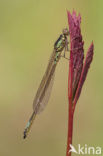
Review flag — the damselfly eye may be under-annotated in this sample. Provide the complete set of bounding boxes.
[62,28,69,36]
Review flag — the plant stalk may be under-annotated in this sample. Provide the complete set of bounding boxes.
[66,97,74,156]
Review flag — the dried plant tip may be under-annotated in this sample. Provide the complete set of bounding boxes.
[67,10,94,156]
[67,11,84,100]
[73,43,94,107]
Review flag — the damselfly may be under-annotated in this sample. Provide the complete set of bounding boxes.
[23,28,69,139]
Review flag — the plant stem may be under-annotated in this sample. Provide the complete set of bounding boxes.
[66,41,74,156]
[66,97,74,156]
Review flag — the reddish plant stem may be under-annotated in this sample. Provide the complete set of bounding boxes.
[66,97,74,156]
[72,101,76,115]
[66,53,74,156]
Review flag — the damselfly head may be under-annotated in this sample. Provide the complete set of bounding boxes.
[54,28,69,53]
[62,28,69,36]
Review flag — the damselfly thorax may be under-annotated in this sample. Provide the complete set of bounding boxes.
[23,28,69,139]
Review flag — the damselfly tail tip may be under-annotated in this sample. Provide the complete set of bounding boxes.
[23,130,27,139]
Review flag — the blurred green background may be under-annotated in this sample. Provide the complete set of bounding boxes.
[0,0,102,156]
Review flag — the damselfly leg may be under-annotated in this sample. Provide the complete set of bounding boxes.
[60,35,83,61]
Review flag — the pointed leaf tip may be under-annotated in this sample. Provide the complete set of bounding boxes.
[67,11,84,100]
[73,42,94,104]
